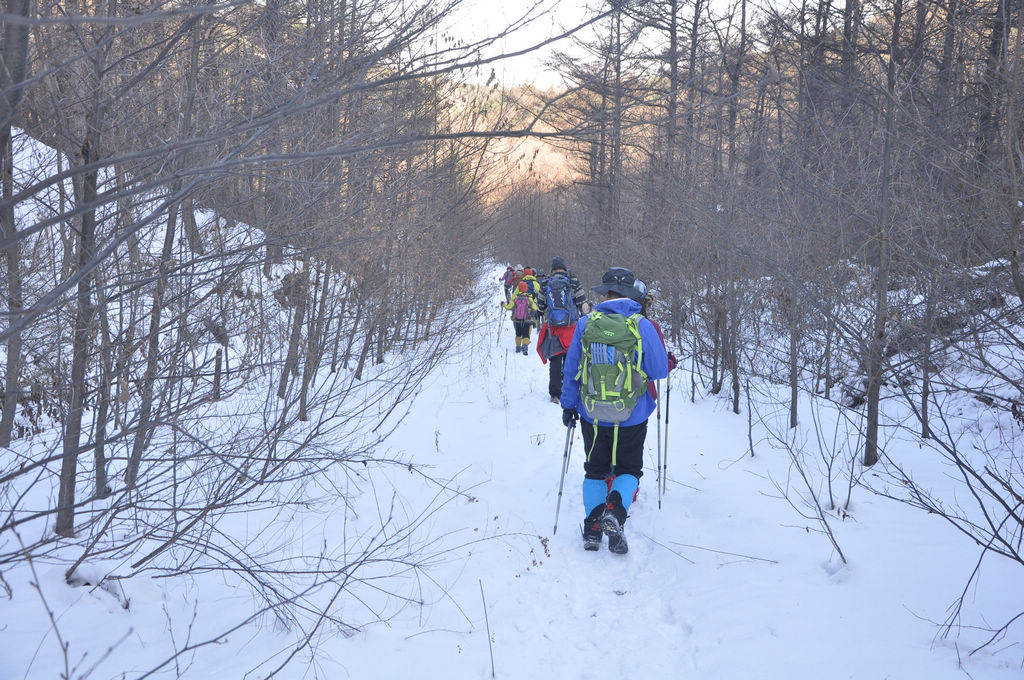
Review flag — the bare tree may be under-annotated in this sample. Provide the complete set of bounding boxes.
[0,0,31,448]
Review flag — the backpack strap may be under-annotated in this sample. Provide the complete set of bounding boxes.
[586,418,621,469]
[628,313,644,382]
[574,311,601,385]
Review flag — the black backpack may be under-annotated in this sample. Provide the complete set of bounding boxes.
[545,274,578,327]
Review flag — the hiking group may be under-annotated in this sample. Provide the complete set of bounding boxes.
[499,260,678,554]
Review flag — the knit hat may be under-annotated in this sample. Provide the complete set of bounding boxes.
[517,281,528,292]
[550,256,567,272]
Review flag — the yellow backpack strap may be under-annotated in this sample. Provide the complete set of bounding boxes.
[628,313,644,369]
[587,418,599,461]
[576,312,603,384]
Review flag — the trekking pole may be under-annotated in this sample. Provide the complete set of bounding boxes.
[656,379,662,510]
[663,371,671,496]
[553,421,576,535]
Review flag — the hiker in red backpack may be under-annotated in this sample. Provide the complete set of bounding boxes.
[536,257,586,403]
[502,280,539,354]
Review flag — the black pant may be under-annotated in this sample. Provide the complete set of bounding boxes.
[512,320,532,340]
[548,352,566,398]
[580,419,647,480]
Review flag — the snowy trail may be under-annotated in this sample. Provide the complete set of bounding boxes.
[7,271,1021,680]
[328,279,1021,680]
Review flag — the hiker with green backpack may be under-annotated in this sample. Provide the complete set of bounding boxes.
[559,267,669,554]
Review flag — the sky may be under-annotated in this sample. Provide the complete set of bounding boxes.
[3,261,1022,679]
[447,0,597,88]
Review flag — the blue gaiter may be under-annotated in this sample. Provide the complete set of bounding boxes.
[582,478,607,515]
[610,474,639,512]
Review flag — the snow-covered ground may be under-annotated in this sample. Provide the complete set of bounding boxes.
[2,269,1023,679]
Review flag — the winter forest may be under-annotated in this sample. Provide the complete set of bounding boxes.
[1,0,1024,677]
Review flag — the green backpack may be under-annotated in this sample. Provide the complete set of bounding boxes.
[577,311,648,426]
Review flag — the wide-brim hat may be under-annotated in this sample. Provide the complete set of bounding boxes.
[592,267,636,297]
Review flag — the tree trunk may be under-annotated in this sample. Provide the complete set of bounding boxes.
[823,317,833,400]
[1004,4,1024,303]
[728,285,741,415]
[354,319,374,381]
[57,143,100,537]
[181,197,205,255]
[921,286,936,439]
[789,297,799,428]
[685,0,704,179]
[0,134,22,448]
[341,294,364,371]
[666,0,680,175]
[125,199,178,488]
[0,0,32,448]
[93,290,113,498]
[864,0,902,467]
[299,263,328,421]
[976,0,1007,167]
[278,264,309,399]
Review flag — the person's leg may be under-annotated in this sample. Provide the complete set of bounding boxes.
[514,322,527,352]
[609,475,639,511]
[580,420,612,549]
[548,352,565,399]
[608,421,647,513]
[594,422,647,554]
[581,422,613,479]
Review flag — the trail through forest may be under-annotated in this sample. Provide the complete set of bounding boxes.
[3,269,1022,680]
[319,272,1021,680]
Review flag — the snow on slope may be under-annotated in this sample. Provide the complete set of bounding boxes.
[3,266,1022,679]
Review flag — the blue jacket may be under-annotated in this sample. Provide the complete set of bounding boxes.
[560,297,669,426]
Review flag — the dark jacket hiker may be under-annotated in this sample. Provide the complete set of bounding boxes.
[536,257,587,402]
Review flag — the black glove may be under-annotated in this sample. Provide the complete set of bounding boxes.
[562,407,578,428]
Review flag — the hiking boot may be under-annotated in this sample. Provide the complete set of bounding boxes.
[550,395,559,404]
[582,505,604,551]
[601,491,629,555]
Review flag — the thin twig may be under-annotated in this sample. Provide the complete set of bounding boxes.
[669,541,779,564]
[479,579,496,679]
[638,532,696,564]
